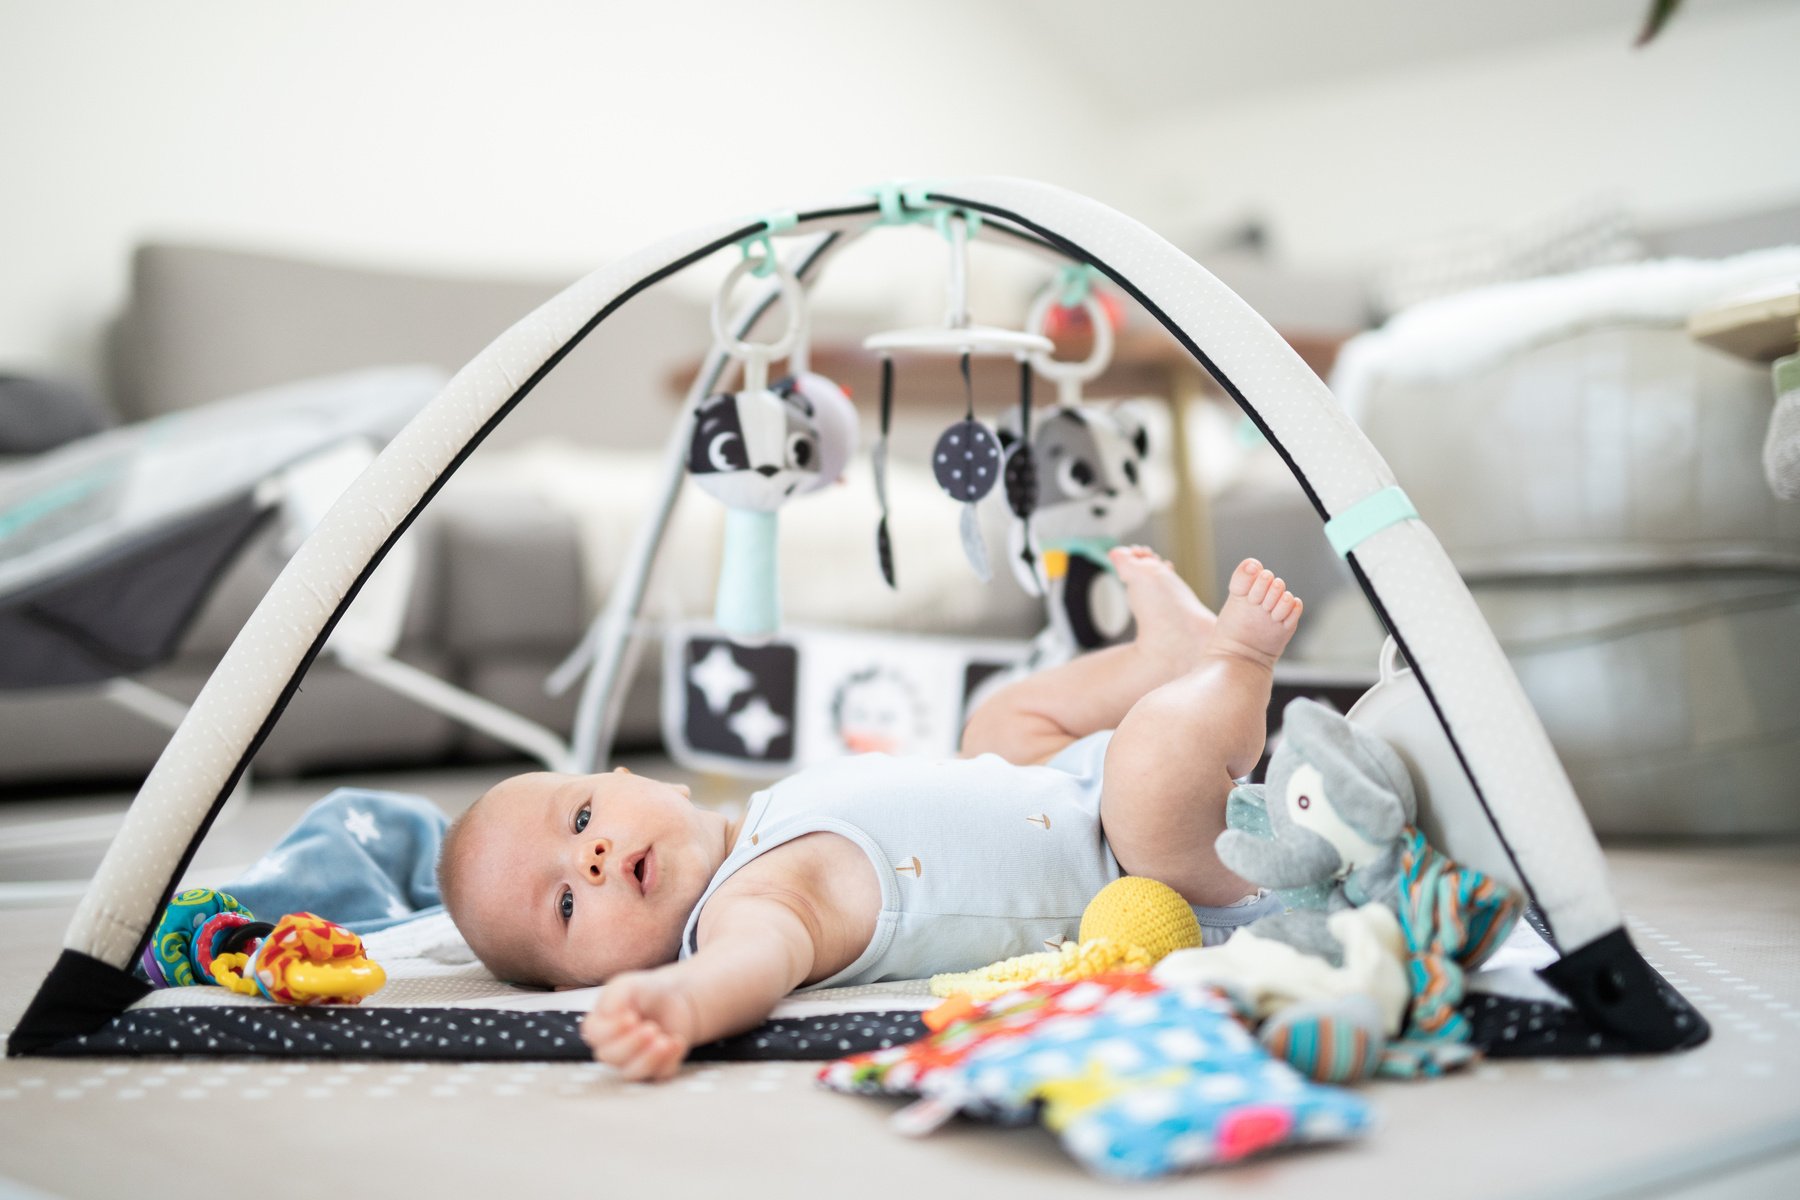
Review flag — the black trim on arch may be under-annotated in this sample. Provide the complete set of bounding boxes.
[124,221,867,982]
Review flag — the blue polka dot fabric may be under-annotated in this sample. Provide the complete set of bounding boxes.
[822,973,1373,1179]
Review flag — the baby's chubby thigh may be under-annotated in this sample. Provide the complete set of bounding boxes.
[1095,664,1259,907]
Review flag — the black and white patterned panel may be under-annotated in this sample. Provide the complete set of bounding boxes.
[40,1008,928,1063]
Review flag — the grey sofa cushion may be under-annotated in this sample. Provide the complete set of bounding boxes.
[0,375,111,454]
[109,242,702,452]
[1352,328,1800,577]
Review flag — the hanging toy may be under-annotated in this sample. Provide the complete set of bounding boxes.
[932,353,1004,580]
[872,354,899,587]
[999,268,1151,650]
[1002,357,1042,596]
[687,238,857,641]
[863,208,1051,587]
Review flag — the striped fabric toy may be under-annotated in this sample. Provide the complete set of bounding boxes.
[1380,827,1523,1075]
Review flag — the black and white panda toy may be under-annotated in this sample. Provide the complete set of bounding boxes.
[686,373,858,640]
[998,403,1152,651]
[686,373,856,509]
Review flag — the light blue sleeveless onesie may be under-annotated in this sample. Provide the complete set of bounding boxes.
[678,732,1278,988]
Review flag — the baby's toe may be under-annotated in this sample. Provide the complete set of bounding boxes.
[1262,577,1287,612]
[1245,568,1275,605]
[1228,558,1264,597]
[1271,591,1299,623]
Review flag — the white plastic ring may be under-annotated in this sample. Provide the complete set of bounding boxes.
[1379,635,1405,682]
[710,251,808,365]
[1025,285,1114,385]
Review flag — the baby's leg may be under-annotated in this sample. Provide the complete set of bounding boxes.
[1100,559,1302,907]
[960,547,1216,766]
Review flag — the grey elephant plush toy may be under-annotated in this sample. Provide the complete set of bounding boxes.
[1216,698,1417,967]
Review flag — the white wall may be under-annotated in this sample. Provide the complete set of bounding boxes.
[3,1,1797,397]
[1120,3,1800,270]
[0,0,1115,392]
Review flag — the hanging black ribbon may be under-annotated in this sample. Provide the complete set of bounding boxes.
[1004,358,1040,583]
[873,354,897,589]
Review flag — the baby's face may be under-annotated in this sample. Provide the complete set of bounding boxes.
[451,768,724,988]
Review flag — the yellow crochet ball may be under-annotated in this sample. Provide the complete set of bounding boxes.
[1078,876,1202,962]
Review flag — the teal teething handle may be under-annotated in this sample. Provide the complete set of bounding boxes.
[716,507,780,642]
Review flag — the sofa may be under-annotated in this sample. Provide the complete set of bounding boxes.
[1314,249,1800,835]
[6,240,1247,785]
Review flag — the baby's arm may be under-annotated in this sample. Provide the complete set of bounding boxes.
[581,892,816,1081]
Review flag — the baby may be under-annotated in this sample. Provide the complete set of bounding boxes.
[438,549,1302,1080]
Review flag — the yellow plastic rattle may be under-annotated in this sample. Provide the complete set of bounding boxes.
[929,876,1202,1004]
[211,911,387,1005]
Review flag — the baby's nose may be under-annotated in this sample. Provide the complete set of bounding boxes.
[581,838,612,884]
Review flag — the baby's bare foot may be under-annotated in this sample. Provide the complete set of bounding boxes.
[1208,558,1303,669]
[1109,545,1216,670]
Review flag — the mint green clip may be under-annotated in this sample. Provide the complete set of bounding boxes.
[931,205,981,241]
[863,180,947,226]
[1056,263,1100,308]
[1324,486,1419,558]
[737,212,798,279]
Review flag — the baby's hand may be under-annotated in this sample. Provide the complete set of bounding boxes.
[581,970,700,1081]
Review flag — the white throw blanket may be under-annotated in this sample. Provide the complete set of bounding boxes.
[1332,247,1800,420]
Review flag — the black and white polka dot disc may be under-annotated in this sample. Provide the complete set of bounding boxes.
[933,420,1001,503]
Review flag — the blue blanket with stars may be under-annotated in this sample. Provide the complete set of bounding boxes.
[219,789,449,933]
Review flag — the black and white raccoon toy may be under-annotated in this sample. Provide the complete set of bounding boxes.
[686,372,857,640]
[997,403,1152,651]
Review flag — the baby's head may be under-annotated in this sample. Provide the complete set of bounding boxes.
[439,767,729,989]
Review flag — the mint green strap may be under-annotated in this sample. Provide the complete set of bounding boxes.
[862,180,942,225]
[1324,486,1418,558]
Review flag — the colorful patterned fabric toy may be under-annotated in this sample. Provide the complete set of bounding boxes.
[929,876,1202,1001]
[821,972,1373,1179]
[136,888,257,989]
[1377,827,1521,1076]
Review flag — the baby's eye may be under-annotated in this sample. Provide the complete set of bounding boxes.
[574,802,590,834]
[559,888,574,922]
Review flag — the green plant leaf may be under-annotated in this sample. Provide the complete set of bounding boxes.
[1636,0,1683,46]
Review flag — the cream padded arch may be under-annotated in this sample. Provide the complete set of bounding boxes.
[14,178,1694,1057]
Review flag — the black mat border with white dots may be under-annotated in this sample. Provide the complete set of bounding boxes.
[24,982,1709,1063]
[27,1007,929,1062]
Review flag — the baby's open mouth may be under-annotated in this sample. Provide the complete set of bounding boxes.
[627,848,652,897]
